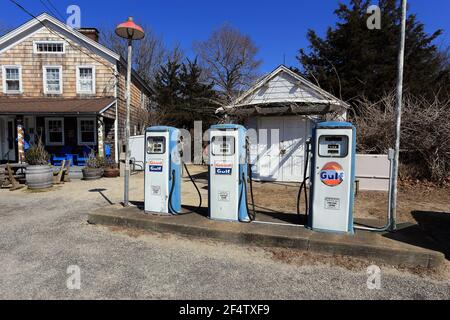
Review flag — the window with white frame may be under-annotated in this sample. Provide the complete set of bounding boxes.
[2,66,22,94]
[78,118,96,145]
[45,118,64,146]
[34,41,65,54]
[43,66,62,94]
[76,66,95,94]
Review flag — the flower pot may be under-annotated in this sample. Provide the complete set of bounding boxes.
[82,168,104,181]
[26,165,53,190]
[103,167,120,178]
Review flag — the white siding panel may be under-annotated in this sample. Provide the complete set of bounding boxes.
[241,72,326,105]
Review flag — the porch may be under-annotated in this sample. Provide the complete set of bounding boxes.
[0,97,117,165]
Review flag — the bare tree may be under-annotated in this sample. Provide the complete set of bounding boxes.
[166,43,184,65]
[354,92,450,184]
[101,25,166,84]
[194,24,262,104]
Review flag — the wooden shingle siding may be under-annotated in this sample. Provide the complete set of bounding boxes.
[0,28,116,98]
[116,66,149,140]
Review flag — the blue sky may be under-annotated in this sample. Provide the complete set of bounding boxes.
[1,0,448,73]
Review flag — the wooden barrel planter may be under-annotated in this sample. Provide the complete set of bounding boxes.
[26,165,53,190]
[103,168,120,178]
[82,168,104,180]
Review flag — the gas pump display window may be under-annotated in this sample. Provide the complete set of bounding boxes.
[211,136,235,156]
[147,137,166,154]
[318,135,349,158]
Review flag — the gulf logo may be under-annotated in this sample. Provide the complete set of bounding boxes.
[320,162,345,187]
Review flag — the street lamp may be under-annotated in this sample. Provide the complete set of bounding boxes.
[115,17,145,207]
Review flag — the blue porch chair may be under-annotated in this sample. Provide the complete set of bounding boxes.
[52,147,74,166]
[105,144,111,158]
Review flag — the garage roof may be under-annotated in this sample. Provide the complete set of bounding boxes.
[218,65,349,116]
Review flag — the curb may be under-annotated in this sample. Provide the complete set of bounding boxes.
[88,207,445,269]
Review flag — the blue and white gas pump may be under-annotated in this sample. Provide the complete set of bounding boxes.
[308,122,356,234]
[144,126,181,215]
[208,124,250,222]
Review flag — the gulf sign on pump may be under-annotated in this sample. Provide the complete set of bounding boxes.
[148,160,163,173]
[320,162,345,187]
[215,162,233,175]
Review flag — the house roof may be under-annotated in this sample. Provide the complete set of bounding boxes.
[218,65,349,116]
[0,97,116,115]
[0,13,120,60]
[0,13,153,96]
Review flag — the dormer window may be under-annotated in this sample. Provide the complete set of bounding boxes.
[34,41,65,54]
[2,65,22,94]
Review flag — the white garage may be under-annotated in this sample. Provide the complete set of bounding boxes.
[218,65,349,183]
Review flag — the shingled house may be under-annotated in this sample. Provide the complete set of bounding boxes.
[0,13,152,164]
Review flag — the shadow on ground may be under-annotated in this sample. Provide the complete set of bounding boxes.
[187,171,208,181]
[384,210,450,260]
[89,188,114,205]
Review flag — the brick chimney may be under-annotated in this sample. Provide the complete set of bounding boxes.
[78,28,100,42]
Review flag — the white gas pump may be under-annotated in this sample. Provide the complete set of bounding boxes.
[144,126,181,215]
[308,122,356,234]
[208,124,250,222]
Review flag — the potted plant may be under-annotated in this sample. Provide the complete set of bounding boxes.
[103,158,120,178]
[25,139,53,190]
[82,151,105,180]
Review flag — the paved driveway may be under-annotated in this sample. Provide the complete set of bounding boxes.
[0,172,449,299]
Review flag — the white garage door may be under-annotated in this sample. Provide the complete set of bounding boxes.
[257,116,310,182]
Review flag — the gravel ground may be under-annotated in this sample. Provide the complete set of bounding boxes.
[0,170,449,300]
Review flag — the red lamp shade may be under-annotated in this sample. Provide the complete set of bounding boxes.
[115,17,145,40]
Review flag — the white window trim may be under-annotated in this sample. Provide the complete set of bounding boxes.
[45,117,65,146]
[33,41,65,54]
[2,65,23,94]
[76,65,96,94]
[77,117,97,146]
[43,65,63,95]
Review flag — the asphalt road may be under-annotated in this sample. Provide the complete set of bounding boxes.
[0,174,449,300]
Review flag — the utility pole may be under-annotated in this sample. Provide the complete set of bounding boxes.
[390,0,407,231]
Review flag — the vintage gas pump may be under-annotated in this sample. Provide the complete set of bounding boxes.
[208,124,250,222]
[308,122,356,234]
[144,126,181,215]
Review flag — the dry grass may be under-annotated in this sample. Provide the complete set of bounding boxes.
[249,181,450,224]
[267,247,450,280]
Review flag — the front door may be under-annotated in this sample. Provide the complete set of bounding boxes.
[280,117,308,182]
[258,117,281,181]
[258,116,310,182]
[0,117,16,162]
